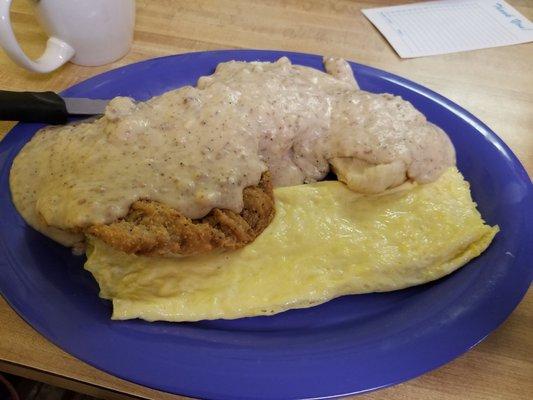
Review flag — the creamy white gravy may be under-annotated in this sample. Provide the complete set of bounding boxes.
[10,57,455,246]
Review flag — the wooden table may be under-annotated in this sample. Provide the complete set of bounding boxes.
[0,1,531,399]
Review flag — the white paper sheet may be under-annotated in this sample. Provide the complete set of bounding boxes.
[362,0,533,58]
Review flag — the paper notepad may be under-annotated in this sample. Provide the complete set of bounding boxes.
[362,0,533,58]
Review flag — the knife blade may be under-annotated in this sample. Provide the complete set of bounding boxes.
[63,97,109,116]
[0,90,110,124]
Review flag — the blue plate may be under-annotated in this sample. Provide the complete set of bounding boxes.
[0,50,531,400]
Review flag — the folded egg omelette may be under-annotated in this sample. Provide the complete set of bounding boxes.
[85,167,498,322]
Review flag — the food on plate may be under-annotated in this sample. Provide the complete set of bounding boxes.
[9,56,496,321]
[87,172,274,257]
[10,56,454,255]
[86,168,497,321]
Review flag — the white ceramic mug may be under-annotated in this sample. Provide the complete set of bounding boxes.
[0,0,135,73]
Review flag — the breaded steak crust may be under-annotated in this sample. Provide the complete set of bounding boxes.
[86,172,274,257]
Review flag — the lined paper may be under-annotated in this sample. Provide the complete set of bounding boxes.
[362,0,533,58]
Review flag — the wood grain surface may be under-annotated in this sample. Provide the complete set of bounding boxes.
[0,1,531,399]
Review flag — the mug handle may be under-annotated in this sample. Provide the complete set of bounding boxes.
[0,0,75,73]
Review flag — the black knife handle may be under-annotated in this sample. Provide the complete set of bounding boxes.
[0,90,68,124]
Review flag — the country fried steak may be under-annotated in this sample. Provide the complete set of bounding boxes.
[86,172,274,257]
[10,57,455,260]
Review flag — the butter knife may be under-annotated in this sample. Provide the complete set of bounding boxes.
[0,90,109,124]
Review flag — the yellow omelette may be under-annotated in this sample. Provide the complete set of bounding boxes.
[85,167,497,322]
